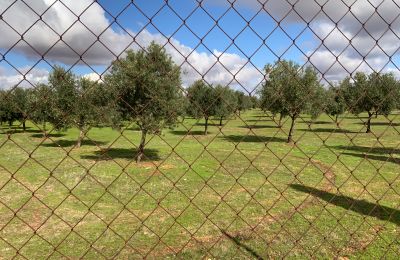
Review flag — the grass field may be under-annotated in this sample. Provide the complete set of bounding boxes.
[0,109,399,259]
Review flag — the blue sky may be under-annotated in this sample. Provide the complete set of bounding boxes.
[1,0,399,90]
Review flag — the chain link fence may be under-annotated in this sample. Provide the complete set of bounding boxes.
[0,0,399,258]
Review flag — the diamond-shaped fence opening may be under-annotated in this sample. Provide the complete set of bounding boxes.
[0,0,400,258]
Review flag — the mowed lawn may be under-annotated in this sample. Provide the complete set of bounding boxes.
[0,109,399,259]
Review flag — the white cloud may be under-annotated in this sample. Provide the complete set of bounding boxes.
[0,0,133,65]
[0,67,48,89]
[83,72,102,82]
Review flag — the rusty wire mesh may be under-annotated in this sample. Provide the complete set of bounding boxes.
[0,0,400,259]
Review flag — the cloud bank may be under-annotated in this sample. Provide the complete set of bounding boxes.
[210,0,400,81]
[0,0,399,89]
[0,0,264,91]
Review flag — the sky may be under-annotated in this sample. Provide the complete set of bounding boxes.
[0,0,399,93]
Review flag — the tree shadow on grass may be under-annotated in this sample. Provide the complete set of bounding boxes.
[170,130,207,136]
[31,133,66,138]
[222,230,264,260]
[195,122,221,127]
[342,116,370,119]
[300,120,333,125]
[0,128,42,135]
[246,118,274,122]
[356,122,400,127]
[252,115,273,119]
[222,135,286,143]
[290,184,400,226]
[300,128,357,134]
[41,139,107,148]
[81,148,160,161]
[239,125,278,129]
[0,125,33,130]
[334,145,400,155]
[340,152,400,165]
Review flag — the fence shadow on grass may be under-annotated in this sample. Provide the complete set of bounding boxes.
[222,135,287,143]
[222,230,264,260]
[81,148,160,161]
[290,184,400,226]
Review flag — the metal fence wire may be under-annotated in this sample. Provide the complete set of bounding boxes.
[0,0,400,259]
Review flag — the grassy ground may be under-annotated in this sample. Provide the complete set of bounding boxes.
[0,109,399,259]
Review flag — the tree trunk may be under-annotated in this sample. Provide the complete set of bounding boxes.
[278,113,283,127]
[204,117,209,135]
[22,120,26,132]
[335,114,339,124]
[8,120,12,130]
[76,128,85,148]
[219,116,223,126]
[42,121,47,137]
[287,115,296,143]
[136,130,147,163]
[366,111,372,133]
[375,111,378,118]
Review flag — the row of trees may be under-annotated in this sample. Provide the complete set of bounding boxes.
[0,43,255,162]
[259,61,400,142]
[0,70,112,147]
[1,42,400,160]
[186,81,254,134]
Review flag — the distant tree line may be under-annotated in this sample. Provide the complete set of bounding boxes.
[1,42,400,160]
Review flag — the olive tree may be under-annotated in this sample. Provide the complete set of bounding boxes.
[47,66,77,131]
[186,80,216,135]
[30,83,54,135]
[0,89,14,128]
[11,87,30,131]
[74,78,112,147]
[214,85,237,126]
[324,84,347,123]
[235,90,252,116]
[0,87,33,131]
[347,72,399,133]
[106,42,183,162]
[260,60,321,143]
[259,64,289,127]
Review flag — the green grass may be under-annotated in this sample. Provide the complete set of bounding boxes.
[0,110,399,259]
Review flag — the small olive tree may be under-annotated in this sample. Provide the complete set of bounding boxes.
[47,66,77,131]
[235,90,252,116]
[29,83,55,135]
[214,85,237,126]
[74,78,112,147]
[324,84,347,123]
[106,42,183,162]
[186,80,216,135]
